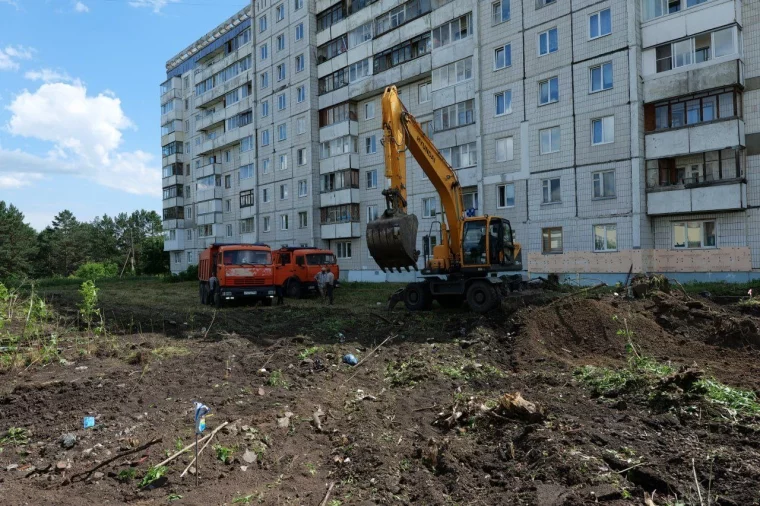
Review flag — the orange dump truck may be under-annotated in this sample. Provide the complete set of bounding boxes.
[198,243,275,306]
[272,246,340,298]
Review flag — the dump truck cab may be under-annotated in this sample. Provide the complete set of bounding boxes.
[272,246,340,298]
[198,243,275,307]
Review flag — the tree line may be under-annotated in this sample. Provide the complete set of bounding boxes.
[0,201,169,281]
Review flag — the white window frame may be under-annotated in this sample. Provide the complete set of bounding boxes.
[298,211,308,228]
[276,3,284,21]
[418,82,431,104]
[277,63,286,81]
[295,22,304,40]
[590,62,613,93]
[336,241,352,259]
[492,0,510,24]
[276,34,285,51]
[422,197,437,218]
[366,205,378,223]
[263,187,271,203]
[279,183,288,200]
[280,213,289,230]
[226,224,233,237]
[672,220,717,249]
[278,123,287,141]
[539,77,559,106]
[298,179,308,197]
[494,44,512,70]
[496,137,514,162]
[542,227,563,254]
[297,148,307,165]
[261,100,269,117]
[365,102,375,120]
[262,129,270,146]
[539,126,561,154]
[279,154,288,170]
[365,135,377,154]
[366,169,378,189]
[593,224,617,252]
[296,54,305,73]
[294,0,303,11]
[542,177,561,204]
[277,93,286,110]
[591,116,615,145]
[263,216,271,232]
[497,183,515,209]
[538,27,558,56]
[592,170,616,199]
[297,85,306,103]
[262,158,271,174]
[589,8,612,40]
[495,90,512,116]
[261,43,268,60]
[297,117,306,135]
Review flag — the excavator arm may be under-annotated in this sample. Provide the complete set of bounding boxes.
[367,86,465,272]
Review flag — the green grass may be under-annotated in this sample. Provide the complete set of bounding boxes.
[681,281,755,297]
[695,378,760,416]
[0,427,29,446]
[117,468,137,483]
[214,444,234,464]
[266,370,288,388]
[139,465,167,488]
[232,495,254,504]
[737,298,760,308]
[298,346,322,361]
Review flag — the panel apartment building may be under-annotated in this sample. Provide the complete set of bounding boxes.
[161,0,760,283]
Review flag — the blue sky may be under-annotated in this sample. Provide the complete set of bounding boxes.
[0,0,248,230]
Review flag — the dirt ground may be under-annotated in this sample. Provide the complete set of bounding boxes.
[1,280,759,505]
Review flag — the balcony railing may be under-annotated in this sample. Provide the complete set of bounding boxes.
[646,148,744,190]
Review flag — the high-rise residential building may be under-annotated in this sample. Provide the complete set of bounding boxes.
[162,0,760,283]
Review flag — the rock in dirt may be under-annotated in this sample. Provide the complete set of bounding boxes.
[498,392,545,422]
[60,433,77,449]
[222,422,239,436]
[55,461,68,472]
[240,466,248,472]
[6,464,18,472]
[257,387,265,396]
[242,450,258,464]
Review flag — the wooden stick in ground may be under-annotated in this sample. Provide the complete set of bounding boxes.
[154,433,212,468]
[319,482,336,506]
[342,334,395,385]
[69,437,163,483]
[180,421,229,478]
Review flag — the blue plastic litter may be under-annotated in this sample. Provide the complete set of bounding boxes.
[83,417,95,429]
[343,354,358,366]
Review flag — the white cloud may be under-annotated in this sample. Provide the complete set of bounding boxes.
[74,1,89,12]
[3,82,160,197]
[128,0,179,13]
[0,0,19,9]
[24,68,75,83]
[0,45,34,71]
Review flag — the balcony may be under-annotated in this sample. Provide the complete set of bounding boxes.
[320,188,361,207]
[644,59,743,103]
[163,219,185,230]
[160,77,182,100]
[645,118,744,158]
[197,108,227,132]
[321,222,361,239]
[160,103,182,125]
[319,120,358,143]
[196,187,224,202]
[319,153,360,175]
[161,88,182,105]
[197,71,251,108]
[161,130,185,147]
[198,129,248,156]
[197,162,222,178]
[164,234,186,252]
[163,196,185,208]
[641,0,738,48]
[240,206,256,219]
[196,48,243,84]
[197,212,223,226]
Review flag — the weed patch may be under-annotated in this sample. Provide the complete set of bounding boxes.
[298,346,321,361]
[267,370,289,388]
[139,465,167,488]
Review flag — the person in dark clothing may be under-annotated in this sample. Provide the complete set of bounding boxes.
[276,284,284,305]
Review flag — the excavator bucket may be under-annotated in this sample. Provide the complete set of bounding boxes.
[366,212,420,272]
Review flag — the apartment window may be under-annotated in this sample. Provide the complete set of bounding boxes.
[298,211,308,228]
[492,0,510,24]
[317,3,345,33]
[185,206,192,219]
[349,58,371,82]
[320,102,357,127]
[432,13,472,50]
[589,9,611,39]
[225,224,233,237]
[162,185,183,200]
[322,170,359,192]
[262,158,271,174]
[644,0,714,22]
[239,163,254,181]
[278,124,287,141]
[279,154,288,170]
[173,252,182,264]
[259,15,267,32]
[496,137,514,162]
[441,142,477,169]
[656,27,737,73]
[418,82,431,104]
[673,220,716,249]
[263,216,271,232]
[592,116,615,145]
[164,206,185,221]
[433,99,475,132]
[542,227,563,253]
[162,162,183,178]
[348,22,373,48]
[592,170,616,198]
[279,183,288,200]
[365,102,375,120]
[422,197,437,217]
[373,33,431,74]
[161,141,183,157]
[495,90,512,116]
[590,63,613,92]
[497,184,515,208]
[494,44,512,70]
[432,57,472,90]
[320,135,358,159]
[319,35,347,62]
[240,189,255,208]
[294,0,303,10]
[277,64,286,81]
[297,148,306,165]
[648,89,740,131]
[539,77,559,105]
[160,100,175,114]
[186,229,193,240]
[297,117,306,135]
[298,179,308,197]
[296,54,305,73]
[263,187,271,202]
[261,43,269,60]
[422,235,438,256]
[539,127,561,154]
[542,178,561,204]
[261,100,269,117]
[463,191,478,212]
[375,0,432,36]
[198,225,213,238]
[280,214,289,230]
[336,241,352,259]
[365,135,377,154]
[276,3,284,21]
[262,129,270,146]
[224,151,231,163]
[276,34,285,51]
[238,135,253,153]
[224,175,232,189]
[240,218,255,234]
[295,22,304,40]
[321,203,359,223]
[261,72,269,89]
[366,205,379,223]
[538,28,558,56]
[366,169,377,189]
[594,224,617,252]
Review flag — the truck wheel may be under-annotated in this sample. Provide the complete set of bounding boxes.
[286,280,302,299]
[436,295,463,309]
[466,282,497,313]
[403,283,430,311]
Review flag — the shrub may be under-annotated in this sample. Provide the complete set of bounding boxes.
[73,262,119,281]
[166,264,199,283]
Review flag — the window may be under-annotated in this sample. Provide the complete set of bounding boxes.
[365,102,375,120]
[539,77,559,105]
[278,123,287,141]
[261,100,269,117]
[320,102,357,127]
[224,175,232,189]
[279,154,288,170]
[297,117,306,135]
[644,0,714,22]
[317,2,345,33]
[367,205,379,223]
[423,235,438,256]
[263,187,271,203]
[422,197,437,217]
[492,0,510,24]
[276,34,285,51]
[648,89,740,131]
[463,191,478,212]
[261,43,269,60]
[495,90,512,116]
[538,28,558,56]
[262,158,271,174]
[198,225,213,238]
[589,9,611,39]
[298,211,308,228]
[321,203,359,223]
[276,3,284,21]
[224,151,231,163]
[259,15,267,32]
[277,63,286,81]
[440,142,477,169]
[594,224,617,252]
[262,129,270,146]
[164,206,185,220]
[348,22,373,48]
[336,241,352,259]
[298,179,308,197]
[187,229,193,240]
[261,216,270,232]
[296,54,305,73]
[365,135,377,154]
[593,170,616,198]
[432,13,472,49]
[226,224,233,237]
[162,185,183,200]
[373,33,431,73]
[542,227,563,253]
[655,27,737,73]
[366,170,377,189]
[494,44,512,70]
[295,22,304,40]
[349,58,371,82]
[240,218,255,234]
[542,178,561,203]
[185,206,192,219]
[280,214,289,230]
[319,35,347,62]
[374,0,432,36]
[320,135,358,158]
[539,127,561,154]
[592,116,614,145]
[590,63,613,92]
[418,82,431,104]
[496,137,514,162]
[319,68,349,95]
[497,184,515,208]
[297,148,306,165]
[240,189,255,208]
[161,141,183,157]
[279,183,288,200]
[433,99,475,132]
[174,252,182,264]
[294,0,303,10]
[673,221,716,249]
[432,57,473,90]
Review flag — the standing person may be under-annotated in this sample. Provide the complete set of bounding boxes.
[315,266,335,305]
[275,284,285,305]
[324,266,335,305]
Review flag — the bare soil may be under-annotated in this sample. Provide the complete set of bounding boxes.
[1,282,759,505]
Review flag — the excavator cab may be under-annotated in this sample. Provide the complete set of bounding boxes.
[366,209,420,272]
[461,217,519,270]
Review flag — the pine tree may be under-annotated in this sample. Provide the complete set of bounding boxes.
[0,201,38,280]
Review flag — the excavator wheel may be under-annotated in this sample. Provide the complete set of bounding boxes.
[403,282,431,311]
[466,282,498,313]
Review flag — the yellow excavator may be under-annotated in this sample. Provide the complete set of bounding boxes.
[366,86,522,313]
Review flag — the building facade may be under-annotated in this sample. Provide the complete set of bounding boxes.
[162,0,760,283]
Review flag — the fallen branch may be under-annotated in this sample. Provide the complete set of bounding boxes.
[180,421,229,478]
[319,482,336,506]
[69,437,163,483]
[545,283,607,307]
[413,405,438,412]
[203,310,217,340]
[615,461,648,474]
[342,334,396,385]
[155,433,213,468]
[692,458,704,506]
